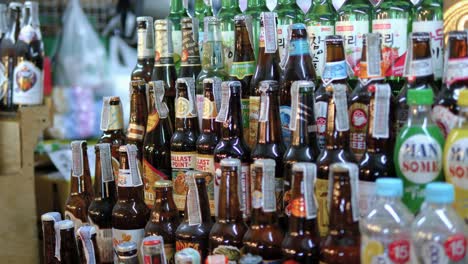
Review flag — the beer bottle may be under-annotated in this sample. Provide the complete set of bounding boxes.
[169,0,186,71]
[0,4,7,40]
[320,163,360,264]
[143,81,173,208]
[305,0,336,79]
[115,242,139,264]
[281,163,320,263]
[65,141,93,229]
[243,159,284,262]
[251,81,286,214]
[175,171,213,261]
[180,17,202,80]
[195,0,214,48]
[209,158,248,263]
[395,32,438,135]
[171,77,199,212]
[279,23,317,147]
[433,31,468,137]
[88,143,116,264]
[153,19,178,125]
[213,81,252,220]
[112,144,150,259]
[249,12,282,147]
[283,81,319,219]
[56,220,79,264]
[196,78,221,214]
[196,17,229,130]
[218,0,241,71]
[41,212,62,264]
[229,14,255,146]
[142,236,166,263]
[145,180,180,264]
[131,16,154,83]
[0,2,21,111]
[276,0,302,65]
[245,0,269,59]
[127,80,148,160]
[76,225,101,264]
[13,1,44,106]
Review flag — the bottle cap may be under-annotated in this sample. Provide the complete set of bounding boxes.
[291,23,306,30]
[411,32,431,42]
[220,158,241,168]
[76,225,97,237]
[154,180,173,188]
[376,178,403,197]
[325,35,344,43]
[41,212,62,222]
[407,89,433,105]
[425,183,455,204]
[116,241,138,253]
[24,1,38,8]
[458,89,468,107]
[136,16,153,23]
[56,220,74,230]
[448,31,467,40]
[8,2,22,9]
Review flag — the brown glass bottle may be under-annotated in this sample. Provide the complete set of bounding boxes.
[0,2,21,111]
[57,220,79,264]
[196,78,221,215]
[249,12,282,147]
[433,31,468,137]
[179,17,202,80]
[65,141,93,229]
[320,164,360,264]
[131,16,154,83]
[281,163,320,263]
[88,143,117,264]
[279,23,317,146]
[171,77,200,212]
[213,81,252,221]
[127,80,148,161]
[143,81,173,208]
[175,171,213,262]
[112,144,150,258]
[243,159,284,262]
[395,32,438,135]
[76,225,101,264]
[209,158,248,263]
[153,19,178,126]
[41,212,62,264]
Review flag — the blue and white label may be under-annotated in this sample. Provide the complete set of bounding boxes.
[280,105,292,147]
[288,39,310,56]
[322,60,348,85]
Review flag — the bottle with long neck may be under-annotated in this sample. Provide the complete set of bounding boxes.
[171,77,199,212]
[88,143,116,264]
[143,81,173,208]
[131,16,154,82]
[76,226,101,264]
[0,4,7,40]
[169,0,186,72]
[305,0,336,80]
[179,17,202,80]
[0,2,21,111]
[65,141,93,229]
[433,31,468,137]
[208,158,248,263]
[175,171,213,261]
[245,0,269,59]
[279,23,317,147]
[57,220,80,264]
[196,78,221,215]
[127,80,148,160]
[153,19,178,126]
[230,14,256,147]
[218,0,241,72]
[320,163,361,264]
[281,163,320,263]
[243,159,284,262]
[276,0,303,65]
[41,212,62,264]
[213,81,252,221]
[249,12,282,148]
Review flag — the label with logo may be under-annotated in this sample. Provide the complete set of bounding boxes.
[315,101,328,151]
[444,234,467,262]
[322,60,348,86]
[421,241,448,264]
[181,27,201,66]
[444,57,468,86]
[372,18,408,77]
[118,168,143,187]
[241,98,250,146]
[64,211,85,230]
[308,23,334,77]
[280,105,292,147]
[155,27,174,66]
[358,181,376,218]
[112,228,145,259]
[230,61,255,80]
[278,24,291,64]
[88,221,113,263]
[249,96,260,147]
[196,154,215,215]
[176,97,196,118]
[432,105,459,138]
[171,152,197,211]
[202,98,217,119]
[388,240,411,263]
[335,20,369,76]
[143,158,170,207]
[444,138,468,221]
[412,20,444,79]
[289,39,310,56]
[222,31,235,70]
[12,60,43,105]
[212,245,242,264]
[127,124,145,141]
[315,178,329,237]
[349,102,369,160]
[137,27,154,58]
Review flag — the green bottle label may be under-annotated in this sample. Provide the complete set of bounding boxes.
[229,61,255,80]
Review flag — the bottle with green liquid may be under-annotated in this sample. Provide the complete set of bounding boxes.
[218,0,241,72]
[196,0,213,50]
[394,88,445,214]
[168,0,187,71]
[245,0,269,59]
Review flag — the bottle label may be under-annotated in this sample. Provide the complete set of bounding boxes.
[222,31,235,70]
[388,240,411,263]
[155,28,174,65]
[196,154,216,215]
[176,241,202,257]
[118,169,143,187]
[444,234,467,262]
[176,97,197,118]
[278,24,291,63]
[280,105,292,147]
[181,27,201,66]
[444,138,468,221]
[18,24,39,44]
[372,18,408,77]
[12,60,43,105]
[361,239,388,264]
[372,84,391,139]
[249,96,261,147]
[412,20,444,79]
[315,101,328,151]
[444,57,468,86]
[146,111,160,132]
[408,58,433,78]
[186,172,202,225]
[171,152,197,210]
[212,245,242,264]
[241,98,250,146]
[288,39,310,56]
[137,27,154,58]
[197,94,204,129]
[262,12,278,54]
[349,102,368,160]
[421,236,467,263]
[335,20,370,76]
[432,105,459,138]
[332,84,350,132]
[202,98,217,119]
[229,61,255,80]
[307,23,334,77]
[315,178,329,237]
[127,124,145,140]
[101,98,124,131]
[0,60,7,101]
[64,211,85,230]
[112,228,145,258]
[421,241,448,264]
[358,181,376,218]
[143,159,170,207]
[322,60,348,86]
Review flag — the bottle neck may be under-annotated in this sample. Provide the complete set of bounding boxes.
[129,89,148,126]
[257,92,282,144]
[222,0,239,8]
[407,105,433,127]
[153,188,177,214]
[70,150,91,195]
[221,93,244,140]
[155,28,174,64]
[218,170,243,222]
[202,90,219,134]
[184,180,212,223]
[232,24,254,63]
[312,0,333,13]
[94,155,117,199]
[170,0,184,14]
[328,174,359,232]
[202,24,225,69]
[181,26,201,66]
[117,154,144,201]
[291,93,313,146]
[7,8,20,41]
[137,25,154,60]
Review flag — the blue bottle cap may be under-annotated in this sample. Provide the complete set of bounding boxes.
[425,183,455,204]
[291,23,306,30]
[376,178,403,197]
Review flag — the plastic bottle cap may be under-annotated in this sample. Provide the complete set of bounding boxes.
[425,183,455,204]
[407,89,434,105]
[458,89,468,107]
[376,178,403,197]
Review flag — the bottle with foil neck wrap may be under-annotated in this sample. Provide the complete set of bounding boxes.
[131,16,154,83]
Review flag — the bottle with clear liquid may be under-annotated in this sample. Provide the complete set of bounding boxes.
[411,183,468,264]
[360,178,414,264]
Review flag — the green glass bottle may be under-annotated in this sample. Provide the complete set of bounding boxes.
[305,0,336,79]
[276,0,302,65]
[169,0,187,72]
[196,0,214,49]
[245,0,269,59]
[218,0,241,72]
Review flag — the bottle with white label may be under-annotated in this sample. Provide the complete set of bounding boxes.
[360,178,414,264]
[412,183,468,264]
[276,0,302,65]
[131,16,154,83]
[394,89,444,214]
[218,0,241,72]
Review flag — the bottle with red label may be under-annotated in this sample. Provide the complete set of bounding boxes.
[412,183,467,264]
[360,178,414,264]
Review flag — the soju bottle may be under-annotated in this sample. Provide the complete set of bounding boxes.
[276,0,302,65]
[196,0,214,48]
[394,88,444,214]
[169,0,187,71]
[245,0,269,59]
[218,0,241,72]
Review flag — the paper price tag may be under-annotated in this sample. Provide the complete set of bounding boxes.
[262,12,278,53]
[186,172,202,226]
[100,97,110,131]
[373,84,391,138]
[258,84,270,123]
[126,145,143,186]
[97,143,114,183]
[332,84,349,131]
[260,159,276,213]
[215,82,232,123]
[366,33,382,77]
[71,141,85,177]
[301,163,317,219]
[289,81,301,131]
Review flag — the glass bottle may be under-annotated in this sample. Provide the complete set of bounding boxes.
[168,0,186,71]
[76,226,101,264]
[245,0,269,59]
[131,17,154,83]
[0,4,7,40]
[218,0,241,72]
[41,212,61,264]
[127,80,148,161]
[276,0,302,65]
[179,17,202,80]
[57,220,80,264]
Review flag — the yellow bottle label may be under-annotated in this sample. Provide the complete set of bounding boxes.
[315,178,329,237]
